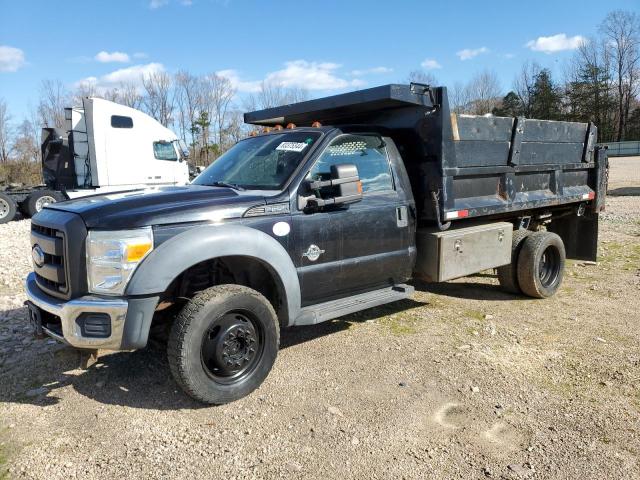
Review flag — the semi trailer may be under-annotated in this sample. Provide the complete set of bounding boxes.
[25,84,607,404]
[0,97,190,223]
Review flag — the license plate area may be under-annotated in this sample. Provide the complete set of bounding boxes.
[26,301,63,339]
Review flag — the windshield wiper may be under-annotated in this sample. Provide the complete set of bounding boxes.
[210,181,246,191]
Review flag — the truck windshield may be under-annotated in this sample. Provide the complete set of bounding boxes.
[193,132,321,190]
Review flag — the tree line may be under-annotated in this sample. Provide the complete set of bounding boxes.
[438,10,639,142]
[0,9,638,179]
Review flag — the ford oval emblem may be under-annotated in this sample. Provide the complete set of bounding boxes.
[32,245,45,268]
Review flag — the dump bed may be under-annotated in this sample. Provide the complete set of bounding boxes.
[245,84,608,226]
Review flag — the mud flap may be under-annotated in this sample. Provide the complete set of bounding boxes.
[548,213,599,262]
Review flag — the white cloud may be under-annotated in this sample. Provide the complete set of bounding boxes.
[216,69,261,93]
[76,63,165,92]
[219,60,363,93]
[456,47,489,61]
[525,34,585,54]
[95,51,130,63]
[0,45,26,72]
[349,66,392,76]
[266,60,360,90]
[133,52,148,59]
[420,59,442,70]
[149,0,168,8]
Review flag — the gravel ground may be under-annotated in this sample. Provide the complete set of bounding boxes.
[0,160,638,479]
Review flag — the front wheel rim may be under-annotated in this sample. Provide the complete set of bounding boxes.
[539,245,561,288]
[35,195,56,212]
[200,311,264,384]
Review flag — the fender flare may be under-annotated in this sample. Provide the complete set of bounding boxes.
[125,224,301,325]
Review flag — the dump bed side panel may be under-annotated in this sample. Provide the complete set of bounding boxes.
[415,88,601,224]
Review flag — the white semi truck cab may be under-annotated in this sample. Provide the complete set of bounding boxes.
[0,98,190,222]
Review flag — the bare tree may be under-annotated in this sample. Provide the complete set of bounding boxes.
[12,118,40,164]
[0,99,12,162]
[73,80,97,104]
[117,82,143,109]
[38,79,69,129]
[466,70,502,115]
[600,10,640,140]
[406,70,438,86]
[142,71,175,127]
[175,70,204,148]
[204,73,236,149]
[514,61,542,117]
[450,81,473,114]
[244,80,310,111]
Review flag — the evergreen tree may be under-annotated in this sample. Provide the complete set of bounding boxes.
[492,91,523,117]
[565,63,615,140]
[530,70,563,120]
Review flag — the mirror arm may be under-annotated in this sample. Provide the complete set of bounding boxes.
[308,175,360,190]
[307,193,362,209]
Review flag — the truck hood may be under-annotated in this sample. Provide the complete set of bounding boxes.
[46,185,270,229]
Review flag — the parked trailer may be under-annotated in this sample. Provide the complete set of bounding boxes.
[0,98,190,223]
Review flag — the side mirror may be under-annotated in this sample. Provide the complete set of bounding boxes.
[305,163,363,209]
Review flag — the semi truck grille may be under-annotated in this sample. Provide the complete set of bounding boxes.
[31,223,68,295]
[30,209,88,300]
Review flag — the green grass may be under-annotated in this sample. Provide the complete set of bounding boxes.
[0,446,8,480]
[379,313,420,335]
[463,309,485,321]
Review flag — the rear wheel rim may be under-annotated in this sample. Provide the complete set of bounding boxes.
[35,195,56,212]
[539,245,561,288]
[200,311,264,384]
[0,198,9,219]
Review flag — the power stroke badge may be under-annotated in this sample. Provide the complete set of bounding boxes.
[302,244,325,262]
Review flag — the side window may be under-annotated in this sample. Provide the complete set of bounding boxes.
[153,141,178,161]
[308,134,394,194]
[111,115,133,128]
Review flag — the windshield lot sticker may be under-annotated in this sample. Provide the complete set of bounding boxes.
[272,221,290,237]
[276,142,308,152]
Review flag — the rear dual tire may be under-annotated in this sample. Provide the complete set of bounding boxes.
[498,230,565,298]
[517,231,566,298]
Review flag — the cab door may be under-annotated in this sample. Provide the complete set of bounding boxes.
[292,133,413,306]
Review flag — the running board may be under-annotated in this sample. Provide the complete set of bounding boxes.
[293,284,414,326]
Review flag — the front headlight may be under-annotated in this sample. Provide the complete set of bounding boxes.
[86,227,153,295]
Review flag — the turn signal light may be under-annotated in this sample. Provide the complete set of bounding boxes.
[357,181,363,194]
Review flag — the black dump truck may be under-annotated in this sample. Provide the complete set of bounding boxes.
[25,84,608,404]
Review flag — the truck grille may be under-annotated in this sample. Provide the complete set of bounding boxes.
[30,209,88,300]
[31,223,68,295]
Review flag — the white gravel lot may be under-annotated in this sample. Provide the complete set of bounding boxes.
[0,159,638,479]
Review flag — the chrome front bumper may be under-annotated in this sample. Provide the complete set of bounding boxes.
[25,272,128,350]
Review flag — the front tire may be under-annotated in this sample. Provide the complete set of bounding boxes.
[517,232,566,298]
[167,285,279,404]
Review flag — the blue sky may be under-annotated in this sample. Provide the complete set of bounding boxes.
[1,0,638,121]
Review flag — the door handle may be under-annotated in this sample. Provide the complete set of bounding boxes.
[396,206,408,227]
